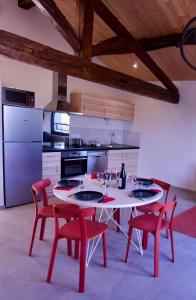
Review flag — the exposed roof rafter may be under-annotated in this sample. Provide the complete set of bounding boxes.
[18,0,35,10]
[92,32,195,56]
[32,0,80,52]
[17,0,180,102]
[93,0,178,92]
[92,34,183,56]
[79,0,94,60]
[0,29,179,103]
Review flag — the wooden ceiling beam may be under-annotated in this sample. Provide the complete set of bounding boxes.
[93,0,178,92]
[92,33,186,56]
[18,0,34,10]
[93,33,195,56]
[0,30,179,103]
[32,0,80,52]
[79,0,94,60]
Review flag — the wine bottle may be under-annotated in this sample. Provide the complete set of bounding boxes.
[118,163,126,189]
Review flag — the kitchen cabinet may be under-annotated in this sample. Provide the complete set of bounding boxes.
[42,152,61,197]
[107,149,139,175]
[70,93,134,121]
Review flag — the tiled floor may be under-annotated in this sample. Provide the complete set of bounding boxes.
[0,187,195,300]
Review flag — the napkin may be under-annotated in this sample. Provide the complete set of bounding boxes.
[54,186,75,191]
[102,196,115,203]
[149,189,161,193]
[91,173,97,179]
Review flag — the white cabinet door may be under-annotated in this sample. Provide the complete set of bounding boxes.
[108,149,139,175]
[70,93,134,121]
[42,152,61,197]
[107,150,123,172]
[124,149,139,175]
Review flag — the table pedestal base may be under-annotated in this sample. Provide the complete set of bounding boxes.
[86,207,143,267]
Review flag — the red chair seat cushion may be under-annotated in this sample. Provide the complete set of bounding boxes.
[39,204,78,218]
[128,214,168,232]
[137,202,158,214]
[59,219,108,240]
[39,205,54,218]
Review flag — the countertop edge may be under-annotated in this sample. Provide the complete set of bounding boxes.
[43,146,140,152]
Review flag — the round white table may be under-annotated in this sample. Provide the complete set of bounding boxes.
[53,178,163,209]
[53,177,163,265]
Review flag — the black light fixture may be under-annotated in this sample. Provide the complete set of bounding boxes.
[177,17,196,71]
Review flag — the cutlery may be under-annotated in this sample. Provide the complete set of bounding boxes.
[131,194,144,200]
[135,196,144,201]
[67,193,76,198]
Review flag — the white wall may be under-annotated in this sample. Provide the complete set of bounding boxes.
[0,66,3,206]
[0,56,53,108]
[133,81,196,191]
[0,0,72,54]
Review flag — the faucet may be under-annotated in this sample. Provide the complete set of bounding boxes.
[111,132,115,145]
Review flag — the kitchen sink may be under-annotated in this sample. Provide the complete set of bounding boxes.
[101,144,129,148]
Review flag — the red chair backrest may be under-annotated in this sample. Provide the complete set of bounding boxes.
[32,178,51,213]
[151,196,177,233]
[53,204,95,242]
[151,178,171,203]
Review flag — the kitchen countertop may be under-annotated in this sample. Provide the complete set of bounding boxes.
[42,142,139,152]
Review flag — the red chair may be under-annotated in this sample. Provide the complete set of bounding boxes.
[47,205,108,293]
[137,178,171,214]
[28,178,78,257]
[125,196,177,277]
[136,178,171,242]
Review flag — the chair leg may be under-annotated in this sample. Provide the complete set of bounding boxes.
[75,241,80,260]
[170,228,175,262]
[125,226,133,263]
[116,209,120,232]
[154,234,160,277]
[65,218,72,256]
[142,231,149,250]
[102,233,107,267]
[39,218,46,240]
[165,212,169,239]
[47,237,59,283]
[28,216,38,256]
[92,208,96,221]
[130,208,134,220]
[79,241,87,293]
[113,208,116,220]
[67,239,72,256]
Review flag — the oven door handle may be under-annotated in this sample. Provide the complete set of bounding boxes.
[63,158,87,161]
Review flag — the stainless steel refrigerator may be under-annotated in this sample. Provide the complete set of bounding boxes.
[3,105,42,207]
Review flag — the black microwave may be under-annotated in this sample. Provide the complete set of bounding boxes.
[2,87,35,107]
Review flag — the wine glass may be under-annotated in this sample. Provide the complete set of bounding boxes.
[130,174,137,190]
[104,169,111,187]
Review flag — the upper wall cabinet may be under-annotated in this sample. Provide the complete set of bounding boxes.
[70,93,134,121]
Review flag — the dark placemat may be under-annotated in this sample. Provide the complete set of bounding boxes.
[58,179,83,187]
[136,178,153,186]
[74,191,103,202]
[131,189,158,198]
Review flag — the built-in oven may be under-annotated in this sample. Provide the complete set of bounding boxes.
[61,151,87,178]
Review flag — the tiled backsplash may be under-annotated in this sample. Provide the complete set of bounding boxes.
[70,127,123,144]
[123,130,140,146]
[70,114,140,146]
